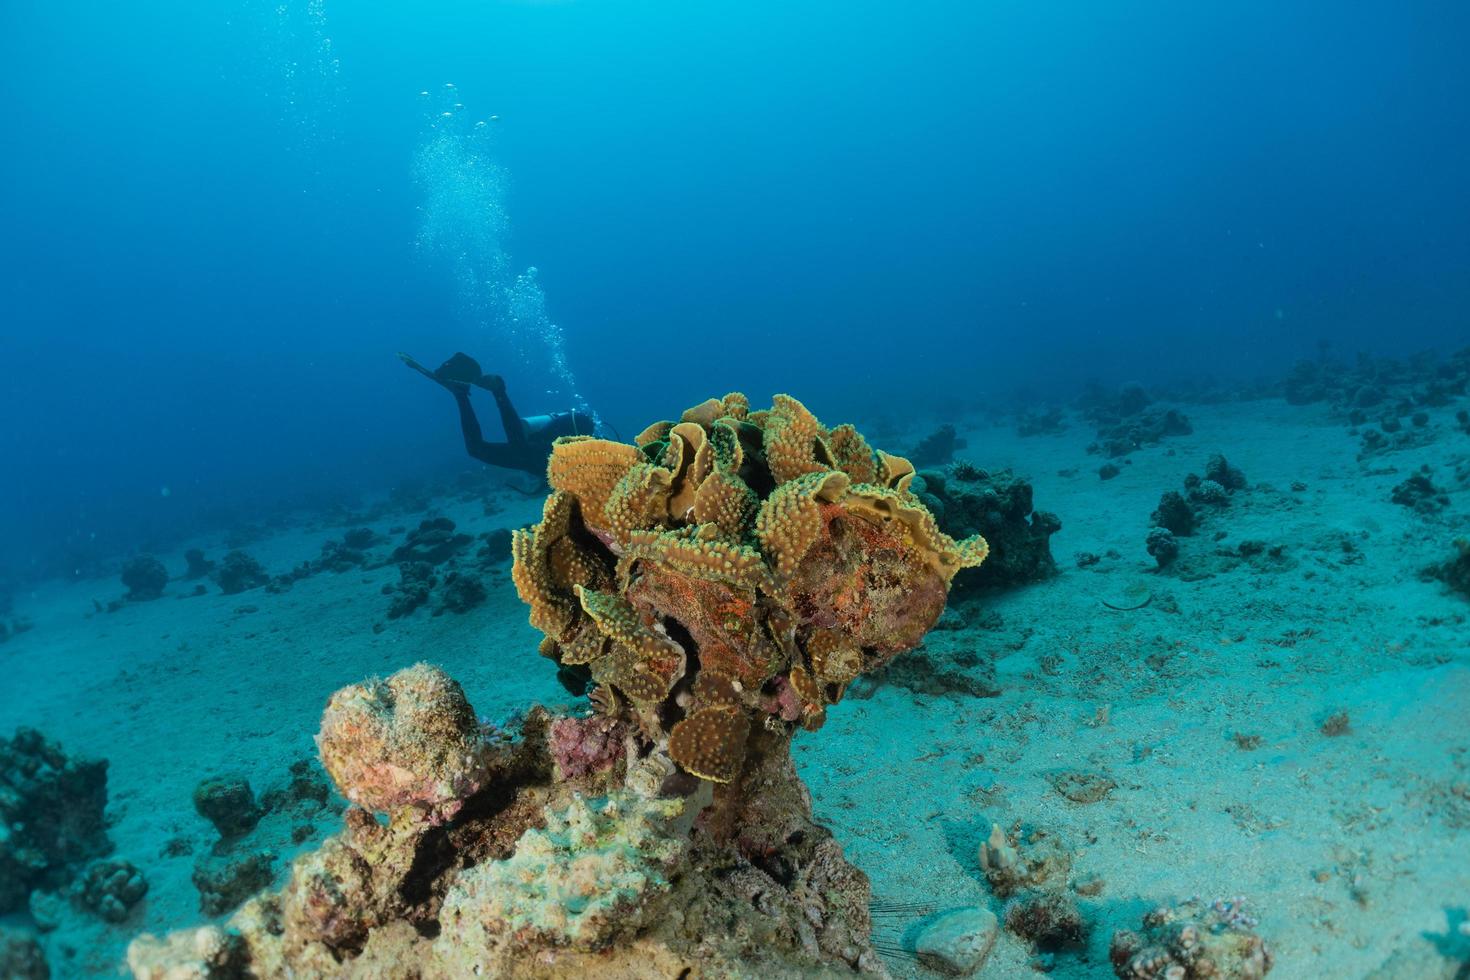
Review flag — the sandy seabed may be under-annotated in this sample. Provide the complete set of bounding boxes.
[2,395,1468,978]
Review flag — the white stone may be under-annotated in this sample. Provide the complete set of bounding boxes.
[915,906,1000,976]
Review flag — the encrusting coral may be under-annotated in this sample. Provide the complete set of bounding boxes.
[129,393,986,979]
[315,663,492,825]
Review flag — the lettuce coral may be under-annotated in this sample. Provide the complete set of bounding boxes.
[516,393,987,796]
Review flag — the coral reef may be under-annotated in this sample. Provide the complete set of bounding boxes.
[517,393,985,790]
[213,550,269,595]
[0,728,111,914]
[1110,896,1274,978]
[128,926,246,979]
[912,464,1057,589]
[548,714,626,779]
[130,394,983,978]
[121,555,168,601]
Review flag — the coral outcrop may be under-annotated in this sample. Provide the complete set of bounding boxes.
[912,464,1058,590]
[1110,896,1274,978]
[213,550,270,595]
[130,394,985,979]
[1082,383,1193,457]
[1423,538,1470,599]
[0,728,111,914]
[0,926,49,980]
[120,556,168,601]
[193,776,263,840]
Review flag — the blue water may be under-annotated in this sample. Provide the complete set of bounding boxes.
[3,0,1468,580]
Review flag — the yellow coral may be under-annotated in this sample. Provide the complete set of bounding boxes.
[692,468,757,540]
[875,450,916,492]
[546,437,645,529]
[605,462,674,547]
[666,422,714,520]
[843,485,988,583]
[668,705,749,783]
[512,393,989,787]
[762,394,832,484]
[754,470,850,578]
[827,423,878,485]
[624,526,772,591]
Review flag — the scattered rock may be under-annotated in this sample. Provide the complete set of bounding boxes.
[915,906,999,976]
[193,775,263,839]
[434,572,487,615]
[1048,770,1116,804]
[390,517,472,566]
[1422,538,1470,598]
[917,465,1061,590]
[978,823,1072,898]
[1204,453,1248,491]
[1150,491,1195,536]
[1004,890,1087,949]
[1390,467,1449,514]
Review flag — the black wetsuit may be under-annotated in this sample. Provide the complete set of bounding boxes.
[454,384,593,476]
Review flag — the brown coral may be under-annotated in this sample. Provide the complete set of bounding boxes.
[515,393,987,788]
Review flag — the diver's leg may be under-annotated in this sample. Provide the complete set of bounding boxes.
[454,388,499,462]
[483,377,528,445]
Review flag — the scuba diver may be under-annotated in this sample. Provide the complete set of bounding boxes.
[398,351,597,477]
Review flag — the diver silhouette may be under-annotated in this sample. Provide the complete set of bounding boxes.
[399,352,596,477]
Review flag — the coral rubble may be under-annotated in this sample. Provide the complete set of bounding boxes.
[1110,896,1274,978]
[130,394,987,978]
